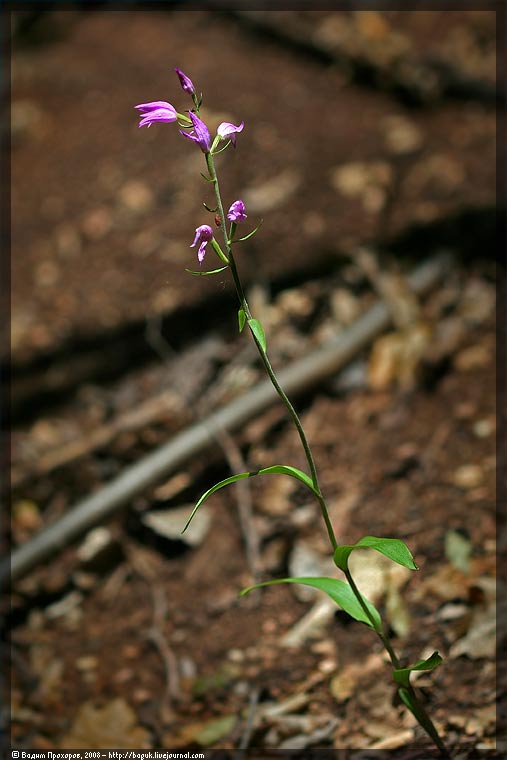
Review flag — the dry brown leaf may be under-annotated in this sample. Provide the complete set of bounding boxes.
[59,698,151,749]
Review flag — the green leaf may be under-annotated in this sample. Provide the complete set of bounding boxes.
[393,651,443,688]
[248,318,267,352]
[398,687,423,723]
[238,308,246,333]
[397,687,445,749]
[211,140,232,156]
[232,219,263,243]
[185,266,229,276]
[334,535,418,572]
[200,172,213,182]
[184,464,317,532]
[240,576,382,630]
[260,464,316,492]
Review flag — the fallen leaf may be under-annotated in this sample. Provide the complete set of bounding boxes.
[178,715,237,746]
[449,604,496,659]
[60,698,151,749]
[445,529,472,573]
[142,504,212,547]
[368,728,414,749]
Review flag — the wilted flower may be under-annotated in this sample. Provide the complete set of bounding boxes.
[190,224,214,264]
[217,121,244,148]
[180,111,211,153]
[174,67,196,96]
[135,101,177,128]
[227,200,247,223]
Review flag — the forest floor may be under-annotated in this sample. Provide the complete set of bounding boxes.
[7,8,502,755]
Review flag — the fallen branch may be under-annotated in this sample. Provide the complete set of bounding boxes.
[4,253,452,587]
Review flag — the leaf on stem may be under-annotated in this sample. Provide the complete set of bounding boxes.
[211,140,231,156]
[240,576,382,630]
[183,464,317,532]
[393,651,443,688]
[232,220,264,243]
[185,266,229,276]
[397,687,446,751]
[200,172,213,182]
[248,318,267,352]
[334,536,418,573]
[238,308,246,332]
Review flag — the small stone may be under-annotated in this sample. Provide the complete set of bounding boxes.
[454,344,492,371]
[288,541,335,601]
[45,591,83,620]
[35,260,60,288]
[81,207,113,240]
[331,288,360,326]
[77,527,122,573]
[330,161,392,212]
[13,500,41,533]
[473,418,495,438]
[318,657,337,674]
[227,649,245,663]
[11,99,49,142]
[452,464,483,490]
[75,655,98,671]
[382,114,424,154]
[55,223,82,259]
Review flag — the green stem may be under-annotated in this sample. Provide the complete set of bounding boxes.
[205,152,337,551]
[345,568,399,666]
[346,567,448,756]
[204,150,447,757]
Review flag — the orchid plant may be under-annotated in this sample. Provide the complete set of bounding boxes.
[135,69,448,756]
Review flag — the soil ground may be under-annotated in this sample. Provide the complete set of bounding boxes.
[6,8,503,755]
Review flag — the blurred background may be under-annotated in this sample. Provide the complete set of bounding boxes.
[8,8,501,753]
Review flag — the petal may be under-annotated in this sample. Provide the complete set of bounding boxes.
[138,107,178,128]
[135,100,176,113]
[197,242,207,264]
[188,112,211,152]
[180,129,199,144]
[217,120,244,138]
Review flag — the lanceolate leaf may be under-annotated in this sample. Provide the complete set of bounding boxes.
[183,465,317,532]
[232,219,263,243]
[248,318,267,352]
[240,576,382,630]
[397,688,445,749]
[393,651,443,688]
[334,536,418,572]
[238,308,246,332]
[185,266,229,276]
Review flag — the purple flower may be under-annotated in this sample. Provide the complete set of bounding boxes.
[227,200,247,223]
[190,224,214,265]
[174,67,196,96]
[135,101,178,128]
[180,111,211,153]
[217,121,244,148]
